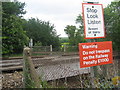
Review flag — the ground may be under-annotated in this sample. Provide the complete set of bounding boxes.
[2,71,23,88]
[2,71,90,88]
[1,53,120,88]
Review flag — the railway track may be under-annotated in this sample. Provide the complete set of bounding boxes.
[1,52,120,72]
[1,53,80,71]
[0,57,54,71]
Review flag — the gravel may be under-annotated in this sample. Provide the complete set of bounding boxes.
[2,71,23,88]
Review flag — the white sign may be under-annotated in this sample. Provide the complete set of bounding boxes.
[82,3,105,39]
[83,0,99,3]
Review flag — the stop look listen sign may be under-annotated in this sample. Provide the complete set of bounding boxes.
[82,3,105,39]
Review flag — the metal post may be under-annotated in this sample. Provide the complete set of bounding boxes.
[83,0,99,87]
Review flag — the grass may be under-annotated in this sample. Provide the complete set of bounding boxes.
[9,53,23,57]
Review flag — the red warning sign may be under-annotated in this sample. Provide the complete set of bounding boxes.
[79,41,113,68]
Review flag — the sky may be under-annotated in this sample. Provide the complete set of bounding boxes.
[18,0,114,37]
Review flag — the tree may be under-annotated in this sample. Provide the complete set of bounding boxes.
[64,25,76,45]
[24,18,60,50]
[2,1,28,55]
[75,1,120,51]
[76,14,86,43]
[76,14,84,34]
[64,13,87,46]
[64,25,86,46]
[104,1,120,51]
[59,37,69,43]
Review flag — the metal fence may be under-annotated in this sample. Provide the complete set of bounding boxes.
[23,47,120,88]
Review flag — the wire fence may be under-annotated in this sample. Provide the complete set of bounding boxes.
[31,45,79,56]
[23,47,120,88]
[32,46,51,52]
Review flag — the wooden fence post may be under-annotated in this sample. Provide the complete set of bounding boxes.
[64,44,66,52]
[50,45,52,52]
[23,47,41,88]
[50,45,52,55]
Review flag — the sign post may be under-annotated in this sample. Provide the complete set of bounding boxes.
[79,1,113,88]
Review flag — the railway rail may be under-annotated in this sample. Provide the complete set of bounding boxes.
[1,52,120,72]
[1,52,79,71]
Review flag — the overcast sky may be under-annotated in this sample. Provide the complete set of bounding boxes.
[18,0,113,37]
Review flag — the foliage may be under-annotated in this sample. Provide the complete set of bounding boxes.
[64,14,86,46]
[76,14,84,34]
[75,1,120,51]
[2,1,28,55]
[64,25,86,46]
[59,37,69,44]
[2,1,61,56]
[112,76,120,86]
[24,18,60,50]
[104,1,120,51]
[34,41,42,46]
